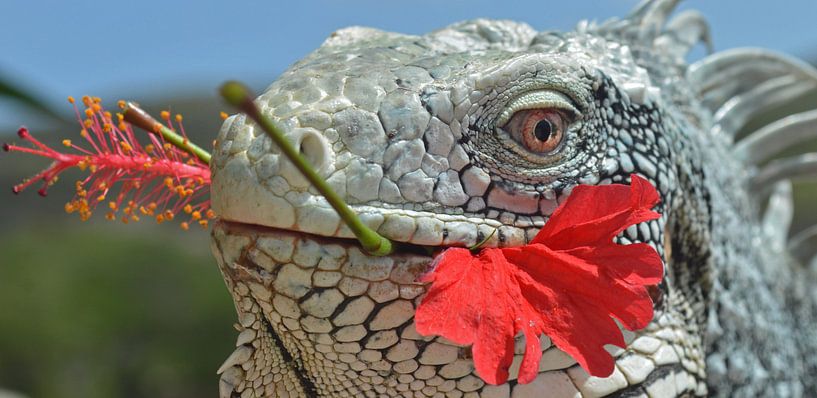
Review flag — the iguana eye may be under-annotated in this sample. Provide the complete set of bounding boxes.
[502,109,569,153]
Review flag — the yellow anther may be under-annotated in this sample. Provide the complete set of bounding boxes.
[84,119,93,128]
[180,222,189,231]
[160,110,170,120]
[105,212,115,221]
[206,209,216,219]
[117,100,126,109]
[192,211,201,221]
[175,114,183,122]
[145,144,154,153]
[80,129,89,138]
[164,177,174,188]
[163,143,172,151]
[183,204,193,214]
[64,203,75,213]
[68,96,75,104]
[96,195,106,202]
[220,111,228,120]
[109,201,118,210]
[198,220,209,228]
[62,139,72,147]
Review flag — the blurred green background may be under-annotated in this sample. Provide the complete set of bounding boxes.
[1,1,817,397]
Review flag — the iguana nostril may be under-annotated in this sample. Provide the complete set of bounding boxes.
[277,128,335,188]
[299,133,327,171]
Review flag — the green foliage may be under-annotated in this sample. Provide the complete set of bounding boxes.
[0,74,63,122]
[0,223,236,398]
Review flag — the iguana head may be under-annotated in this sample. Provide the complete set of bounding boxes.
[209,2,716,396]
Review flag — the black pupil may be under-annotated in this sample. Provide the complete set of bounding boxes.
[534,119,553,141]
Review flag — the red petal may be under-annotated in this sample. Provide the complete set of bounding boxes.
[415,248,484,345]
[507,244,656,331]
[533,174,660,249]
[567,243,663,285]
[416,248,522,384]
[415,174,665,383]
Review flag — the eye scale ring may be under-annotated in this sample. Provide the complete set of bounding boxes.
[495,89,580,128]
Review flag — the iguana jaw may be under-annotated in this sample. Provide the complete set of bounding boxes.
[211,220,563,397]
[211,218,706,397]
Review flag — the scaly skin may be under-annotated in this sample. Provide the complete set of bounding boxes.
[209,1,817,396]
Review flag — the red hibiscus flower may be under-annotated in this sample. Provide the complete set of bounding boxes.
[414,174,663,385]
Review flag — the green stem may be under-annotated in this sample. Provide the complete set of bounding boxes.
[122,102,212,165]
[468,228,497,252]
[220,81,393,256]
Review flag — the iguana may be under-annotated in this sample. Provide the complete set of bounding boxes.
[208,0,817,396]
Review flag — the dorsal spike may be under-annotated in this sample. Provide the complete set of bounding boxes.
[713,76,817,138]
[750,153,817,192]
[654,10,712,62]
[761,180,793,251]
[689,48,817,111]
[594,0,684,49]
[736,110,817,165]
[788,224,817,268]
[628,0,683,37]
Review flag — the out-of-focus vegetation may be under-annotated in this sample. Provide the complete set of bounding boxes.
[0,224,235,398]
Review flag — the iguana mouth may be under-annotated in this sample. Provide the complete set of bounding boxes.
[217,218,443,258]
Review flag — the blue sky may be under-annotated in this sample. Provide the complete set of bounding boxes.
[2,0,816,129]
